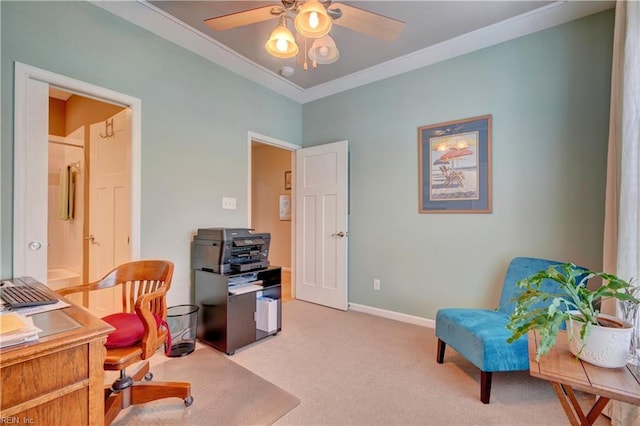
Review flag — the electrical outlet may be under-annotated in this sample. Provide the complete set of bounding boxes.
[222,197,237,210]
[373,279,380,290]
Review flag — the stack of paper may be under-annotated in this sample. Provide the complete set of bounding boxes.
[229,284,264,295]
[0,312,41,348]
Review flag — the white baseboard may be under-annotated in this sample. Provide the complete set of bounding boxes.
[348,303,435,329]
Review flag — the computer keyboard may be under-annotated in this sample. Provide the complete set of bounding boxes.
[0,286,58,309]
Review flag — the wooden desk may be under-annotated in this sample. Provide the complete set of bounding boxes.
[1,281,113,425]
[529,330,640,425]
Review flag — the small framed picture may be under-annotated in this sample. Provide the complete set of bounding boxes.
[284,171,292,190]
[279,195,291,220]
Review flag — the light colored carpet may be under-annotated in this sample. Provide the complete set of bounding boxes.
[111,346,300,425]
[231,300,611,425]
[111,300,612,425]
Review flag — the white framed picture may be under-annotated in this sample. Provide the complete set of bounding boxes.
[279,195,291,221]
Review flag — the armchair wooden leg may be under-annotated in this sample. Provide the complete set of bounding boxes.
[436,339,446,364]
[480,371,492,404]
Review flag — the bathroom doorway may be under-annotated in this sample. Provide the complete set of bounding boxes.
[47,89,131,311]
[13,63,141,314]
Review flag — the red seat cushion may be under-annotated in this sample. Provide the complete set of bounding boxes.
[102,313,145,349]
[102,313,165,349]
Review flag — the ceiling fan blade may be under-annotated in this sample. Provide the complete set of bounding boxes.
[204,5,280,31]
[330,3,405,41]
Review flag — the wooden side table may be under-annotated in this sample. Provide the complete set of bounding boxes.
[528,330,640,425]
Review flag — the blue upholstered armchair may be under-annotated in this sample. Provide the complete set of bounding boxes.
[435,257,563,404]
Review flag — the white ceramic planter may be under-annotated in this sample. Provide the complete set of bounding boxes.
[567,312,633,368]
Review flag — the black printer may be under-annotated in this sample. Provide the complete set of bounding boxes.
[191,228,270,274]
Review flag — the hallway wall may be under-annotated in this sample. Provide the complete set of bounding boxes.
[251,143,292,269]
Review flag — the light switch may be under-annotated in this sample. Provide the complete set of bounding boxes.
[222,197,237,210]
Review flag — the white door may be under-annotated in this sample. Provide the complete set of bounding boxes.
[13,78,49,282]
[13,63,141,294]
[88,110,132,316]
[295,140,349,310]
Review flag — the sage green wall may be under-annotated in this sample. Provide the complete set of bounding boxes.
[0,2,614,320]
[0,1,302,305]
[302,10,614,318]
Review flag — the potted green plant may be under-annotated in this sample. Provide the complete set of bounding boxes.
[506,262,640,368]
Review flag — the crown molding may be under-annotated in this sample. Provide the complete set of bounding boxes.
[302,1,614,102]
[92,0,614,104]
[93,0,309,102]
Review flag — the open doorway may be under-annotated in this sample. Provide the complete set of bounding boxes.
[248,133,299,302]
[47,89,130,311]
[13,62,141,314]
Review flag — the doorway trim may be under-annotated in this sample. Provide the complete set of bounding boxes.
[247,131,300,298]
[13,62,141,275]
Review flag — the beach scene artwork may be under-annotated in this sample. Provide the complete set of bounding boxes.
[429,131,479,201]
[419,114,491,213]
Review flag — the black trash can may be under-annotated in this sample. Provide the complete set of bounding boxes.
[166,304,199,357]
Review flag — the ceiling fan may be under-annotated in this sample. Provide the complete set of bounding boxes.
[204,0,405,67]
[204,0,405,41]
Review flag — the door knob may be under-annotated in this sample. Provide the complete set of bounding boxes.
[331,231,348,238]
[28,241,42,251]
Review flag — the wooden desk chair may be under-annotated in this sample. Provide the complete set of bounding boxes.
[58,260,192,425]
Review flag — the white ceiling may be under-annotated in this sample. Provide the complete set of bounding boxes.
[94,0,614,103]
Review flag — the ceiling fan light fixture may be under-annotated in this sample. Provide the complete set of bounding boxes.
[203,1,406,73]
[265,18,299,59]
[308,34,339,64]
[295,0,332,38]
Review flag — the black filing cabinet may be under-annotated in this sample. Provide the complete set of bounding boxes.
[194,266,281,355]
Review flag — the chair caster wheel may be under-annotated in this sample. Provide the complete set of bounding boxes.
[144,372,153,381]
[184,396,194,407]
